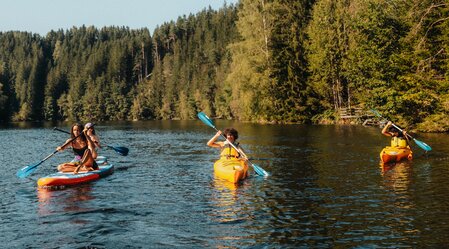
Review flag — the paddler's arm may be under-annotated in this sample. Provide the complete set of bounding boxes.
[83,128,98,159]
[207,131,223,148]
[382,121,392,137]
[56,138,72,151]
[93,136,102,148]
[87,129,101,148]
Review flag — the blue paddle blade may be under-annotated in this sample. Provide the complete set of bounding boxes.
[198,112,216,129]
[252,163,269,177]
[371,109,382,118]
[413,138,432,151]
[16,163,39,178]
[110,146,129,156]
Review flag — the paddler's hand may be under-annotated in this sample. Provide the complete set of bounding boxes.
[215,131,222,137]
[73,165,81,174]
[56,146,63,152]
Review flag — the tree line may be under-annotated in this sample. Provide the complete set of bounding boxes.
[0,1,448,131]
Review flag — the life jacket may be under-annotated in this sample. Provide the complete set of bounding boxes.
[220,142,241,159]
[391,136,407,148]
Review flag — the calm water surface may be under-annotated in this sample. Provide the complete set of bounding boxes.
[1,121,448,248]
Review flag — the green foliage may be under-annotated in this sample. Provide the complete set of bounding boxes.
[0,62,8,121]
[0,1,448,131]
[417,113,449,132]
[225,0,275,121]
[268,0,316,123]
[306,0,449,130]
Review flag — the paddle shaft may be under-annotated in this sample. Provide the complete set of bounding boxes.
[389,123,413,140]
[54,126,98,147]
[42,126,92,162]
[53,126,129,156]
[59,124,95,149]
[374,111,415,140]
[42,150,58,161]
[53,127,70,134]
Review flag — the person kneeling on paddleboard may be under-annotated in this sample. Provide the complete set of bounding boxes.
[56,123,99,174]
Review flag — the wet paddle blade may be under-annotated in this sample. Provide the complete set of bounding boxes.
[252,163,269,177]
[198,112,216,129]
[16,162,40,178]
[371,109,382,118]
[413,138,432,151]
[109,146,129,156]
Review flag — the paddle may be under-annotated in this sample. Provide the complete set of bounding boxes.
[16,124,96,178]
[371,109,432,151]
[198,112,269,177]
[52,127,129,156]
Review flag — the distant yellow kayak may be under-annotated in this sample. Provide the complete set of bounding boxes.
[380,146,412,164]
[214,157,248,183]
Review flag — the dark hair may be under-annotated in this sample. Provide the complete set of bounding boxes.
[223,128,238,140]
[388,126,403,137]
[71,123,87,141]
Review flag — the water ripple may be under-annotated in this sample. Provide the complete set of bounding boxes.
[1,122,449,247]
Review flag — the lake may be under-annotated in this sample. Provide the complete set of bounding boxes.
[1,120,448,248]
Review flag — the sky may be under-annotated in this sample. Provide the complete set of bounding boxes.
[0,0,238,35]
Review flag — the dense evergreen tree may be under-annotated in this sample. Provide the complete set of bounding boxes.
[307,0,352,113]
[269,0,316,123]
[131,5,239,120]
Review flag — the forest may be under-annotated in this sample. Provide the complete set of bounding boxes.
[0,0,448,132]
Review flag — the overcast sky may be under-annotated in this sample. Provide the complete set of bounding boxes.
[0,0,238,35]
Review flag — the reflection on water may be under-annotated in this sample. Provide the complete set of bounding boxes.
[380,162,413,190]
[380,161,414,209]
[37,185,96,216]
[210,178,240,223]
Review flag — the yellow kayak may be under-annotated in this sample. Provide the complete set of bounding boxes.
[214,157,248,183]
[380,146,412,164]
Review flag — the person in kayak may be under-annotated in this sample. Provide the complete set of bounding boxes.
[56,123,99,173]
[207,128,248,159]
[381,121,410,147]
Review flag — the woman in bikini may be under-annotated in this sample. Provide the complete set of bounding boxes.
[56,123,98,173]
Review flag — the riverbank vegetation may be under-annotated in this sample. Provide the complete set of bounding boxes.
[0,0,447,131]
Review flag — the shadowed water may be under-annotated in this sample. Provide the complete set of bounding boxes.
[1,121,448,248]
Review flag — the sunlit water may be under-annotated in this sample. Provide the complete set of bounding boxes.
[1,121,449,248]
